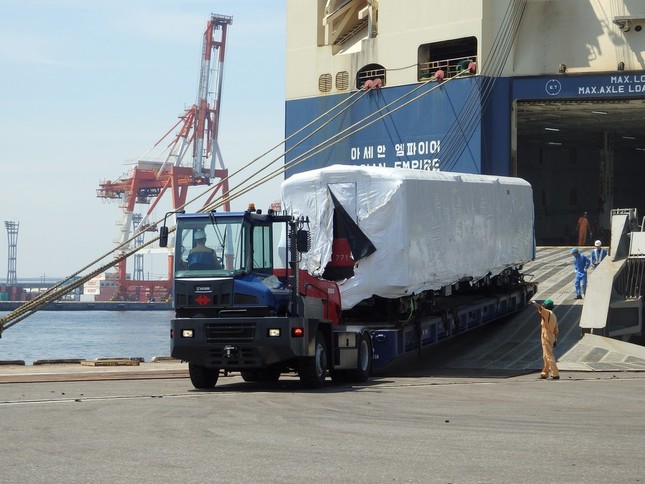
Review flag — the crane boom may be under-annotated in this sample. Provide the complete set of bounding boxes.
[194,14,233,177]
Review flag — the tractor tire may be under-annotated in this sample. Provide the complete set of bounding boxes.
[188,363,219,389]
[298,330,328,388]
[345,332,372,382]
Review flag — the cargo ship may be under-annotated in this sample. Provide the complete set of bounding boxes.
[284,0,645,245]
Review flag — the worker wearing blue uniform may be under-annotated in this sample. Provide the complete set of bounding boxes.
[590,240,607,268]
[571,248,590,299]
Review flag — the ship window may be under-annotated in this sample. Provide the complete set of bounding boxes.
[336,71,349,90]
[319,73,332,92]
[417,37,477,81]
[356,63,386,90]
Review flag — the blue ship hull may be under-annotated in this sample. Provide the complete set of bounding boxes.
[285,76,511,177]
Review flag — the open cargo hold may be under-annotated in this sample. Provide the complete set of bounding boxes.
[281,165,535,309]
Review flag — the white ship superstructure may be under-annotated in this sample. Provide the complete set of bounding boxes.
[285,0,645,244]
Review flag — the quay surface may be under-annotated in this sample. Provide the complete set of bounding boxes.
[1,363,644,483]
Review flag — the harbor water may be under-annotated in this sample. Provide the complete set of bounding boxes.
[0,311,173,364]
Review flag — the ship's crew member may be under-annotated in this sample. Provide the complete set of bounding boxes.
[590,240,607,268]
[571,248,590,299]
[187,229,221,269]
[531,299,559,380]
[576,211,592,246]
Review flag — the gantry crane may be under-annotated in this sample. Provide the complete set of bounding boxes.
[97,13,233,300]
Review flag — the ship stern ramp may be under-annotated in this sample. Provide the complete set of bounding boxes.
[580,209,644,340]
[406,246,645,376]
[558,333,645,372]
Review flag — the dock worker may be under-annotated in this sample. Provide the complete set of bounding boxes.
[571,247,590,299]
[576,211,592,246]
[590,240,608,268]
[531,299,559,380]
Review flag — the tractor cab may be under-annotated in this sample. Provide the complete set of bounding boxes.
[161,209,293,317]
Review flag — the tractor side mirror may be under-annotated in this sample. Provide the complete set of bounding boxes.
[159,226,169,248]
[296,229,310,253]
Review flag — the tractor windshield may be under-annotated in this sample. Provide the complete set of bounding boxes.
[174,216,249,278]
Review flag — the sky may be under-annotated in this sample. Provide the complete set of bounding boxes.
[0,0,286,281]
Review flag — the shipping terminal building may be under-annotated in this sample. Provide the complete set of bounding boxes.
[284,0,645,245]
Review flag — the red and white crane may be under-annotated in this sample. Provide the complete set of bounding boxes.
[97,13,233,300]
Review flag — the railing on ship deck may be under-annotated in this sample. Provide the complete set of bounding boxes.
[355,55,477,90]
[418,56,478,81]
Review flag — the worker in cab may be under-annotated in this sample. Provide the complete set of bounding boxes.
[590,240,607,269]
[531,299,559,380]
[187,229,221,270]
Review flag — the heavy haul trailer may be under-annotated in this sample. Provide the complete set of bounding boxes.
[162,165,537,389]
[368,290,536,371]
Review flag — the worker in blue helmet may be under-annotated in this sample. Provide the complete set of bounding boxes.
[571,247,590,299]
[530,299,559,380]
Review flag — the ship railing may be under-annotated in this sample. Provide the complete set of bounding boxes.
[418,56,477,81]
[357,67,387,86]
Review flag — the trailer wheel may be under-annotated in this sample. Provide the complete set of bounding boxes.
[189,363,219,389]
[257,368,281,382]
[298,330,328,388]
[330,370,348,382]
[241,370,259,382]
[346,332,372,382]
[241,369,281,383]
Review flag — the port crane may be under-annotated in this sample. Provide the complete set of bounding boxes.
[96,13,233,300]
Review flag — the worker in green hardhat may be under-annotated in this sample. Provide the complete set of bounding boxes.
[530,298,560,380]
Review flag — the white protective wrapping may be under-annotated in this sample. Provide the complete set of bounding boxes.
[281,165,535,309]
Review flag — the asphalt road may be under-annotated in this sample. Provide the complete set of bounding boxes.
[1,370,644,484]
